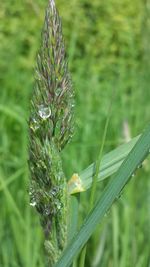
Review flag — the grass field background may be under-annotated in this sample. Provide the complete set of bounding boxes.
[0,0,150,266]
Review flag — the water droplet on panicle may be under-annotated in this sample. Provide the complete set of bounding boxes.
[56,202,62,210]
[38,104,51,120]
[36,70,41,81]
[30,118,39,131]
[44,206,51,216]
[55,200,62,210]
[30,201,36,207]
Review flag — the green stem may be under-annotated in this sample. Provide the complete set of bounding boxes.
[89,102,113,209]
[79,94,114,267]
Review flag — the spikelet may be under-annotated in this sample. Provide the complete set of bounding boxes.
[28,0,74,265]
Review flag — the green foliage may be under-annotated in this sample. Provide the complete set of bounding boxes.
[68,135,140,194]
[55,124,150,267]
[0,0,150,267]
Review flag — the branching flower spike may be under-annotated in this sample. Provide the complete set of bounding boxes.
[28,0,74,265]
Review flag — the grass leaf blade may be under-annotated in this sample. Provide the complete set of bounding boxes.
[68,135,140,194]
[55,124,150,267]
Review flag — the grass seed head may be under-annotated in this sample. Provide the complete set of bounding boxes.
[28,0,74,264]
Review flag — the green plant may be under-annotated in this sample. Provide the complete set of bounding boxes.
[55,124,150,267]
[28,0,74,265]
[28,1,150,267]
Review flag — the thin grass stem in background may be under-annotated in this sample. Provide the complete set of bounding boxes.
[79,91,114,266]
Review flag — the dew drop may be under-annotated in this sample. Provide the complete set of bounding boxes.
[56,203,62,210]
[30,118,39,131]
[36,70,41,81]
[45,207,51,216]
[137,164,143,169]
[38,104,51,120]
[55,200,62,210]
[30,201,36,207]
[132,173,135,177]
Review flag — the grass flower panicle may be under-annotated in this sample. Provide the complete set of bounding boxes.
[28,0,74,265]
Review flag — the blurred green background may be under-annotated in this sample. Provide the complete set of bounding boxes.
[0,0,150,266]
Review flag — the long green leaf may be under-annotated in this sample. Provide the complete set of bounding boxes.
[55,124,150,267]
[68,135,140,194]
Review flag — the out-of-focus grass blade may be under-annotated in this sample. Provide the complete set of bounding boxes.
[0,104,25,125]
[68,135,140,194]
[0,168,25,192]
[55,124,150,267]
[0,168,27,231]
